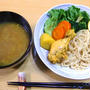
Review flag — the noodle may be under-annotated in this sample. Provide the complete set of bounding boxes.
[61,30,90,70]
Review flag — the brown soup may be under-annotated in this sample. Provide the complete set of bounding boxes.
[0,23,29,66]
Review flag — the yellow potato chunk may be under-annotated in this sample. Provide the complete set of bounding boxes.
[88,21,90,31]
[40,33,55,50]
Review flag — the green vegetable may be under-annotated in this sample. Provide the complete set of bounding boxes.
[44,18,58,35]
[66,6,81,22]
[44,5,90,35]
[67,6,90,32]
[44,9,67,35]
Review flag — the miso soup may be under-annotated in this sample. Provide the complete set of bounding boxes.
[0,23,29,66]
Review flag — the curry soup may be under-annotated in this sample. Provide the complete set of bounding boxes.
[0,23,29,66]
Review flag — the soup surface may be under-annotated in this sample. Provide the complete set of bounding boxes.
[0,23,29,66]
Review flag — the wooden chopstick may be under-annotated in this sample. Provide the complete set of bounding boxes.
[8,82,90,89]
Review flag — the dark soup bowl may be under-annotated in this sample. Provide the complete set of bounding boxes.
[0,11,32,69]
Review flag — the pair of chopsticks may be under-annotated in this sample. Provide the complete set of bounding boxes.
[8,82,90,89]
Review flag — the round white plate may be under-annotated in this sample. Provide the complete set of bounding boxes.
[34,3,90,80]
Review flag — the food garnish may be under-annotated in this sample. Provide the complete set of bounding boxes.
[52,20,71,40]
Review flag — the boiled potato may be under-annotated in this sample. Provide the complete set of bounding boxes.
[40,33,55,50]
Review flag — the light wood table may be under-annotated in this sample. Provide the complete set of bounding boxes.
[0,0,90,90]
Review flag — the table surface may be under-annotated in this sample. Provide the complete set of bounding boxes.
[0,0,90,90]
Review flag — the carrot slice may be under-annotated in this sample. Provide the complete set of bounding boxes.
[60,20,71,32]
[52,25,65,40]
[52,20,71,40]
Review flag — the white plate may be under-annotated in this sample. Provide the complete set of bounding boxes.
[34,3,90,80]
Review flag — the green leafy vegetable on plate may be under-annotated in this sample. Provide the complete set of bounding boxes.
[44,5,90,35]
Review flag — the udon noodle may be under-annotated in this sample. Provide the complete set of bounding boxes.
[61,30,90,70]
